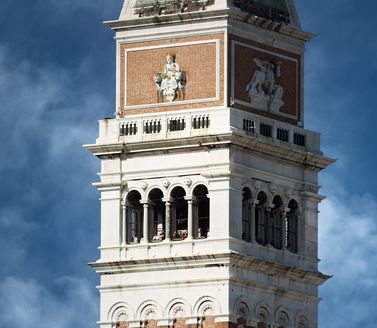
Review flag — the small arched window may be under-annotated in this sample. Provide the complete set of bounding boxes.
[287,200,299,253]
[193,185,209,238]
[271,195,283,249]
[170,186,188,240]
[126,190,143,243]
[148,188,165,242]
[255,192,268,245]
[242,188,252,241]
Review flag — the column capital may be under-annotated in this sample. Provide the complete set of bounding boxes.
[283,207,290,213]
[162,197,172,203]
[265,203,275,210]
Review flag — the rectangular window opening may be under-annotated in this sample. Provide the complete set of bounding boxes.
[260,123,272,137]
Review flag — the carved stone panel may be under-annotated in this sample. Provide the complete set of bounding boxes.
[231,35,302,123]
[154,55,186,102]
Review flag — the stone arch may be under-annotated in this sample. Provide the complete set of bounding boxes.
[242,182,255,195]
[165,298,192,318]
[193,296,221,317]
[145,185,166,200]
[287,197,302,213]
[108,302,135,323]
[233,297,251,322]
[168,183,190,198]
[189,181,209,198]
[295,312,310,328]
[137,300,163,321]
[275,306,292,327]
[122,186,145,203]
[255,301,271,324]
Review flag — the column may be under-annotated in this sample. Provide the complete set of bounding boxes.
[249,200,258,243]
[137,209,143,242]
[297,212,303,255]
[281,208,289,251]
[265,204,274,246]
[121,202,127,245]
[164,199,171,241]
[141,202,149,244]
[186,198,193,240]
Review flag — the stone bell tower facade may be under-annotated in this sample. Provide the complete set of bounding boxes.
[85,1,333,328]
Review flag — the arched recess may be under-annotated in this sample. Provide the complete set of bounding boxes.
[192,184,210,238]
[126,190,143,243]
[137,300,163,325]
[148,188,166,242]
[165,298,192,318]
[233,297,251,320]
[170,186,188,240]
[295,312,310,328]
[255,301,271,328]
[242,187,252,242]
[193,296,221,317]
[275,306,292,328]
[271,195,284,249]
[108,302,135,326]
[234,298,250,327]
[255,192,268,245]
[194,296,220,328]
[287,199,299,253]
[165,298,191,328]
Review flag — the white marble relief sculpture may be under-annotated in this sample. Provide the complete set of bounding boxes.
[245,58,284,113]
[154,54,185,103]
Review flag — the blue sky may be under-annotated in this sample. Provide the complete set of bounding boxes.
[0,0,376,327]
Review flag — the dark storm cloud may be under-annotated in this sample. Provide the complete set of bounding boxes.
[0,1,122,327]
[0,0,376,327]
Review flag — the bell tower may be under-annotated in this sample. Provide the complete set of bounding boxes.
[85,1,334,328]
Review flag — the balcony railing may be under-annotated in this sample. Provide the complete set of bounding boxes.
[97,108,321,154]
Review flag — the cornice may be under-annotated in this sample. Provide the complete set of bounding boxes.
[84,132,335,170]
[104,8,313,42]
[89,252,330,286]
[104,10,229,31]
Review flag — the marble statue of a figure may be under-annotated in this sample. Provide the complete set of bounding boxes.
[154,54,185,102]
[245,57,284,113]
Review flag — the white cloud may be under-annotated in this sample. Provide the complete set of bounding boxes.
[0,43,102,327]
[318,185,377,327]
[0,43,107,175]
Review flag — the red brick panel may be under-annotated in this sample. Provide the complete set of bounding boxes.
[229,34,302,124]
[126,43,217,106]
[120,34,224,115]
[146,320,158,328]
